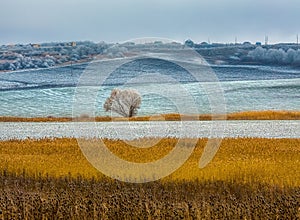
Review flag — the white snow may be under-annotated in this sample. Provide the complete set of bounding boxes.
[0,121,299,140]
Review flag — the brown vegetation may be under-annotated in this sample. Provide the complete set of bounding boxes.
[0,110,299,122]
[0,137,299,218]
[0,172,298,219]
[226,110,300,120]
[0,138,299,186]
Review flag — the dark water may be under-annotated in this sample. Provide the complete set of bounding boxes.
[0,58,299,117]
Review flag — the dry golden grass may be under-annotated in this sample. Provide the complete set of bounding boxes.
[1,172,298,219]
[226,110,300,120]
[1,110,299,122]
[0,138,299,187]
[0,138,299,219]
[0,116,72,122]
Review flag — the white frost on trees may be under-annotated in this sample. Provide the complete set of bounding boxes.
[248,46,300,65]
[104,89,142,117]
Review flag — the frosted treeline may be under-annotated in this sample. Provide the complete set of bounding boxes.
[1,40,300,71]
[0,41,181,71]
[247,47,300,65]
[0,41,109,71]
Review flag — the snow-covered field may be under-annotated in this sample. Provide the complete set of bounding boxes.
[0,121,299,140]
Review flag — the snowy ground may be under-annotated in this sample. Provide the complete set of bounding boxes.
[0,121,299,140]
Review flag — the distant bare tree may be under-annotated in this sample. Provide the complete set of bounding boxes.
[104,89,141,117]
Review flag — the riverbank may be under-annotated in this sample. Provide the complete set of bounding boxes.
[0,110,299,122]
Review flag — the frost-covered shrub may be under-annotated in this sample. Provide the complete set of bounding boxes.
[248,46,300,65]
[103,45,128,57]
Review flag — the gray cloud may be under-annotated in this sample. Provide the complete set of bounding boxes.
[0,0,299,44]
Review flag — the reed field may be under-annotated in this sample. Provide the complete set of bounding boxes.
[0,138,299,186]
[0,173,299,219]
[0,137,299,218]
[0,110,299,122]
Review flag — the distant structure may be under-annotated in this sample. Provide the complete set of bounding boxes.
[265,36,269,46]
[31,43,40,48]
[297,34,299,46]
[235,37,238,45]
[65,42,76,47]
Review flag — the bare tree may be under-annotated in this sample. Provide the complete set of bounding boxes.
[104,88,142,117]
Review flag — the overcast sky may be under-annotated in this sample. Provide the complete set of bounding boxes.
[1,0,299,45]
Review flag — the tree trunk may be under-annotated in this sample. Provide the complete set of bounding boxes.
[129,106,134,117]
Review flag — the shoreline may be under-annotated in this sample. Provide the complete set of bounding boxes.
[1,56,300,75]
[0,110,299,122]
